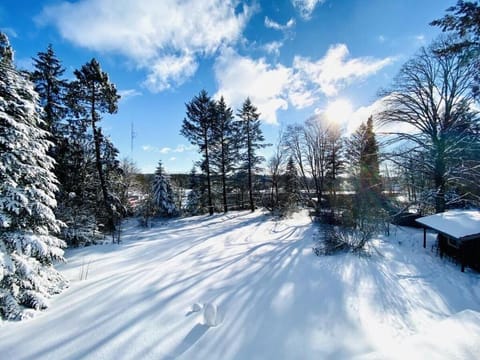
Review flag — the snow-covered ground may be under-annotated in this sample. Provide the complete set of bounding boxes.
[1,210,479,359]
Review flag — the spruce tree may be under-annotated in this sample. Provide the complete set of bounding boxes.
[347,116,382,228]
[181,90,216,215]
[0,33,67,320]
[359,117,381,194]
[212,96,237,213]
[326,125,344,211]
[152,161,177,217]
[282,156,299,212]
[185,166,202,215]
[237,98,268,212]
[68,58,120,231]
[30,44,67,144]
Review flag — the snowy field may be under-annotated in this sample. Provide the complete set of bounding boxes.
[1,210,480,359]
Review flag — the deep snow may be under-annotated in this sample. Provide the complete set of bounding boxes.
[0,210,479,359]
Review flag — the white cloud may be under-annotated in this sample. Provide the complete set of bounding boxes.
[0,27,18,38]
[214,48,291,125]
[214,45,393,125]
[293,44,394,97]
[174,144,195,153]
[38,0,251,92]
[118,89,142,101]
[142,145,156,152]
[263,41,284,56]
[141,144,194,154]
[292,0,325,20]
[343,98,385,135]
[143,54,198,92]
[159,147,172,154]
[264,16,295,31]
[414,34,426,46]
[169,157,177,161]
[313,95,418,137]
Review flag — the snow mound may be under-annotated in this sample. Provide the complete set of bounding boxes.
[203,302,219,327]
[358,310,480,360]
[191,303,203,313]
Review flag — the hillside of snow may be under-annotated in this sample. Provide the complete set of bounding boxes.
[1,210,479,359]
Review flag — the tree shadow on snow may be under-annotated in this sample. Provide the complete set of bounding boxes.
[165,323,209,359]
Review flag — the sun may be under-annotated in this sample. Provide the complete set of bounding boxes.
[322,98,354,128]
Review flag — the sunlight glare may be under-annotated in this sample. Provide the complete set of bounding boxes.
[324,98,353,128]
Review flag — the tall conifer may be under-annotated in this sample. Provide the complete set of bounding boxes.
[237,98,268,212]
[181,90,216,215]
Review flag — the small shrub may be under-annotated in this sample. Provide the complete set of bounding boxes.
[313,225,374,256]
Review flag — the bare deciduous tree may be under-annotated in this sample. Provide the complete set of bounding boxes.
[379,38,480,213]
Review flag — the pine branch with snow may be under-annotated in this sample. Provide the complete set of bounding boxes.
[0,33,67,320]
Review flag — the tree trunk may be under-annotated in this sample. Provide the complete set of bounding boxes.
[434,143,446,213]
[204,134,214,216]
[247,121,254,212]
[89,87,115,232]
[91,120,114,231]
[221,140,228,213]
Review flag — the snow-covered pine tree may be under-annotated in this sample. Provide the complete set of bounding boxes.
[152,161,178,217]
[0,33,67,320]
[185,166,202,215]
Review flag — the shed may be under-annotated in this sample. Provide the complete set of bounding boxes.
[416,210,480,272]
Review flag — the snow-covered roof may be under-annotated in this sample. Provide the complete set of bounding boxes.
[416,210,480,240]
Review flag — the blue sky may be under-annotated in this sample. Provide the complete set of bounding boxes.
[2,0,453,173]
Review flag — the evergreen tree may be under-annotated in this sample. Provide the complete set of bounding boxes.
[30,45,101,245]
[30,44,67,143]
[68,58,120,231]
[118,158,140,216]
[326,125,344,211]
[0,33,67,320]
[237,98,268,212]
[54,107,100,246]
[359,117,381,195]
[136,174,156,228]
[152,161,177,217]
[347,116,383,227]
[185,166,202,215]
[181,90,216,215]
[211,96,237,213]
[282,156,299,211]
[101,136,126,239]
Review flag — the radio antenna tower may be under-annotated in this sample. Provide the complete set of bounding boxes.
[130,121,136,158]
